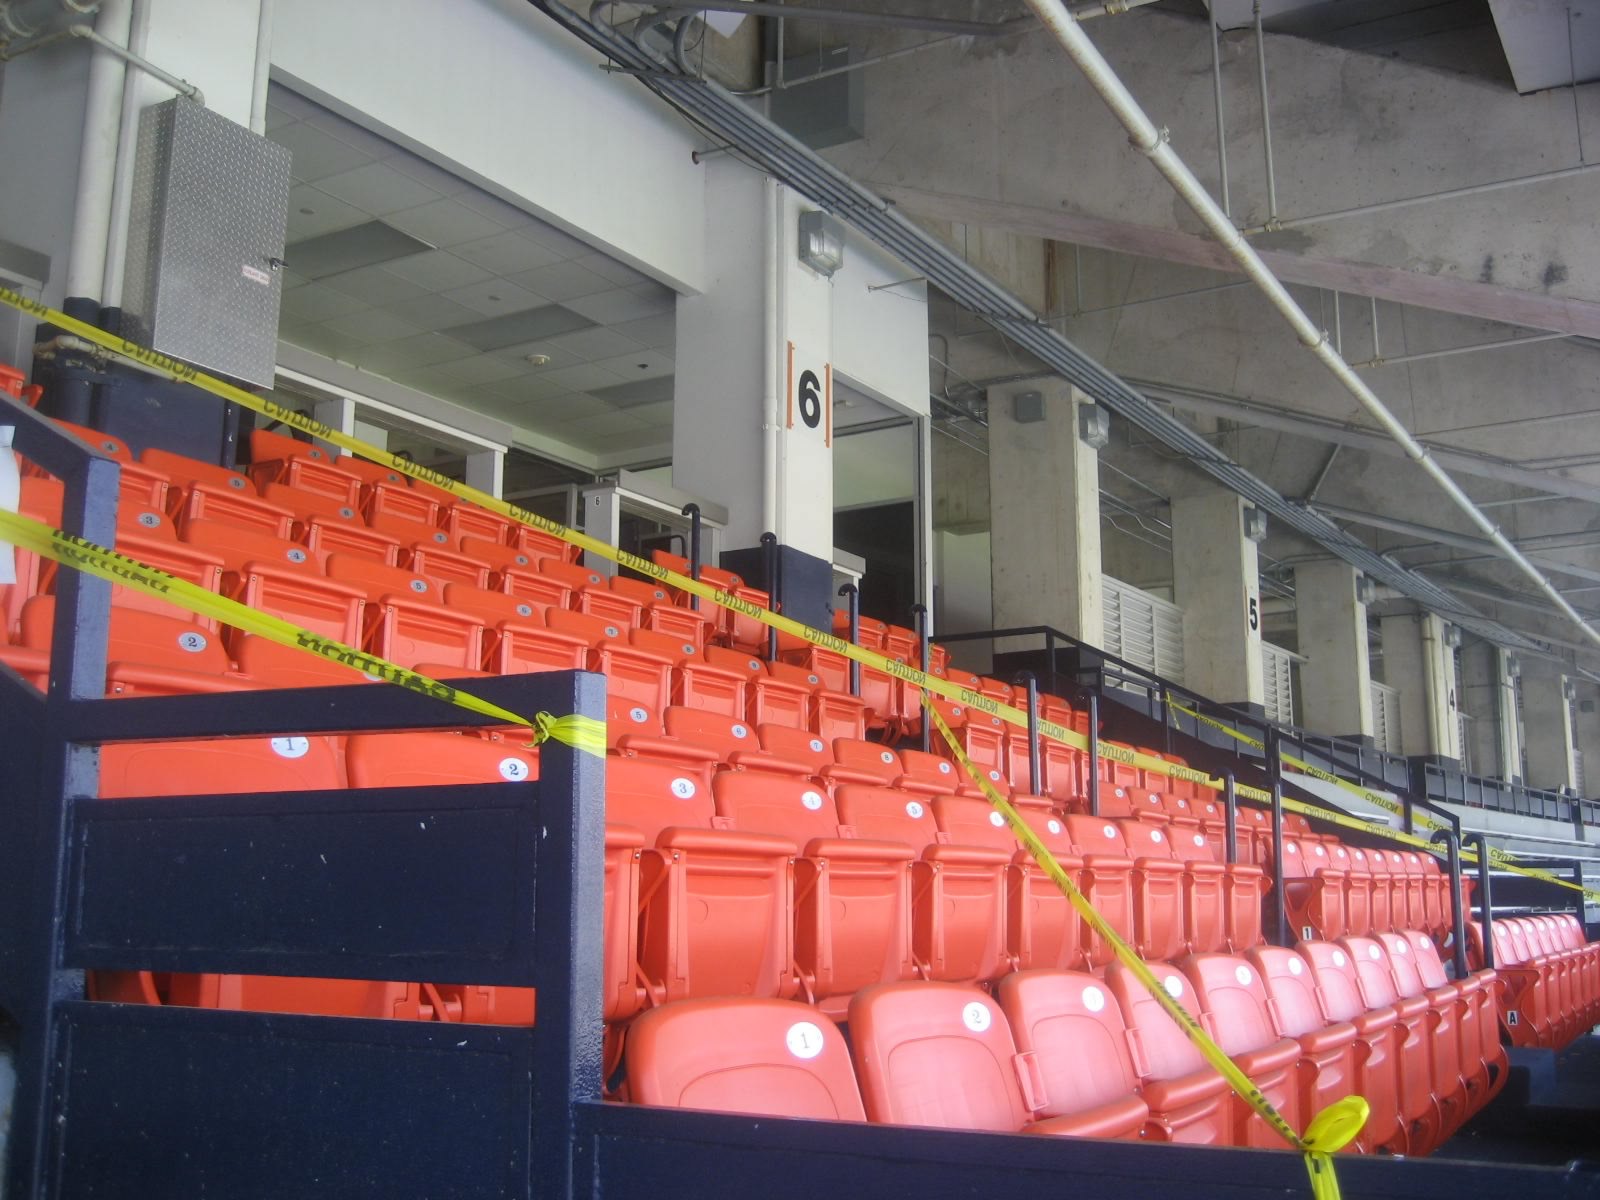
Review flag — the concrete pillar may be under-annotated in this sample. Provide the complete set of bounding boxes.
[1461,644,1522,782]
[1170,489,1262,707]
[985,378,1102,649]
[1293,559,1373,738]
[672,162,835,562]
[1574,684,1600,798]
[1522,659,1577,793]
[1378,613,1461,761]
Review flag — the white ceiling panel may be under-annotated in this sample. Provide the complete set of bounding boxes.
[452,230,567,275]
[353,332,478,372]
[510,259,614,303]
[613,313,676,349]
[386,198,505,248]
[566,283,674,325]
[539,362,631,393]
[380,291,484,331]
[322,265,431,306]
[592,347,674,380]
[538,325,646,361]
[441,278,543,317]
[280,282,370,324]
[285,184,369,240]
[382,249,496,293]
[323,308,425,346]
[313,160,445,217]
[272,121,374,182]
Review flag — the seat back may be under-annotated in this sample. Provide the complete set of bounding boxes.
[755,724,832,774]
[1298,941,1368,1023]
[832,785,938,851]
[1181,954,1280,1057]
[345,733,536,787]
[1104,962,1210,1081]
[606,755,715,842]
[100,735,343,798]
[626,998,865,1120]
[1341,936,1402,1007]
[997,970,1143,1119]
[931,796,1017,852]
[831,738,903,785]
[848,982,1029,1132]
[713,771,838,847]
[1247,946,1327,1038]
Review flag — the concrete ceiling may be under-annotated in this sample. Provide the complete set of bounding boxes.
[265,83,678,463]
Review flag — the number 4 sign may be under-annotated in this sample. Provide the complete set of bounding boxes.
[786,341,833,447]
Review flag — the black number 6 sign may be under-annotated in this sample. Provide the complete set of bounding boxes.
[797,369,822,429]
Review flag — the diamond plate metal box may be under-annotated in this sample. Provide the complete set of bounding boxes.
[123,98,291,388]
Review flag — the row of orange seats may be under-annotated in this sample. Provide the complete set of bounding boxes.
[1274,837,1462,943]
[1465,914,1599,1050]
[624,929,1504,1156]
[87,729,539,1026]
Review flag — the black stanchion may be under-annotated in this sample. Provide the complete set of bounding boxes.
[838,583,861,698]
[681,503,701,612]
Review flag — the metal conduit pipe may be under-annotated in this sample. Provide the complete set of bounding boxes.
[620,0,1157,38]
[1019,0,1600,653]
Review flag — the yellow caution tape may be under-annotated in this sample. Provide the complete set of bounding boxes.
[1168,701,1600,904]
[6,288,1590,901]
[0,508,605,758]
[925,699,1362,1195]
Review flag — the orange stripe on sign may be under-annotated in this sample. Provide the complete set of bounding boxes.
[824,362,833,447]
[785,341,795,429]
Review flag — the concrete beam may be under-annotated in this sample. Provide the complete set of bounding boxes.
[881,183,1600,340]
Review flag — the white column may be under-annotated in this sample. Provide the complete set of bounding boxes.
[1378,612,1461,760]
[1574,682,1600,797]
[1294,558,1373,737]
[985,378,1102,649]
[672,162,834,562]
[1522,658,1577,792]
[1171,489,1262,706]
[465,448,504,499]
[1461,644,1521,781]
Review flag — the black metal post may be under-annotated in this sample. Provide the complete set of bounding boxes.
[1016,672,1040,796]
[1573,795,1586,843]
[1432,829,1469,980]
[1402,787,1415,837]
[760,531,779,662]
[1087,691,1101,818]
[1158,682,1173,754]
[1044,630,1058,698]
[1267,729,1290,947]
[681,502,702,612]
[913,604,930,753]
[1224,773,1239,866]
[1463,832,1494,970]
[839,583,861,698]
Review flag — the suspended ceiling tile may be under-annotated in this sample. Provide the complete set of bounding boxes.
[578,252,650,287]
[324,307,426,346]
[452,230,567,275]
[264,104,297,133]
[387,198,507,248]
[322,264,432,307]
[538,362,630,393]
[283,324,366,361]
[588,375,674,409]
[519,220,598,260]
[380,291,484,331]
[353,331,478,373]
[486,339,589,372]
[386,152,472,196]
[441,278,544,318]
[454,187,538,229]
[566,284,674,325]
[286,184,368,240]
[625,400,674,426]
[288,221,434,281]
[265,83,320,121]
[474,371,576,403]
[537,325,646,362]
[382,249,496,293]
[313,160,445,217]
[535,391,616,422]
[269,121,374,183]
[509,259,614,303]
[301,110,400,161]
[613,312,676,349]
[564,410,646,437]
[280,282,370,324]
[591,347,674,380]
[448,304,596,352]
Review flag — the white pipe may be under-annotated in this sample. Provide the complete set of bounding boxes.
[1351,331,1570,371]
[761,176,781,537]
[1251,1,1276,222]
[66,23,200,103]
[248,0,274,134]
[99,0,145,308]
[1020,0,1600,653]
[63,0,131,303]
[1208,13,1229,218]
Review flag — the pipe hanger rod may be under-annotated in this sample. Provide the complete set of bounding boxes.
[1020,0,1600,652]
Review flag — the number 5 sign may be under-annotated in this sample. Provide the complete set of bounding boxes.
[787,341,833,447]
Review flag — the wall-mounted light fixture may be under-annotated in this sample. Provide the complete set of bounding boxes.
[1078,402,1110,449]
[797,210,845,277]
[1442,623,1462,649]
[1242,506,1268,543]
[1354,575,1377,605]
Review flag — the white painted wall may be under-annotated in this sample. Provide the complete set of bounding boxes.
[830,233,929,417]
[270,0,707,292]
